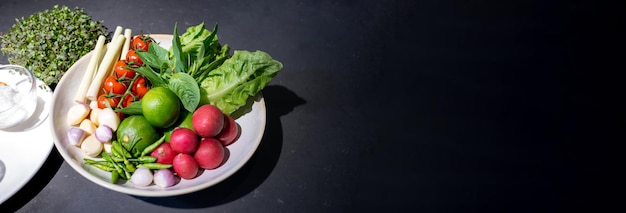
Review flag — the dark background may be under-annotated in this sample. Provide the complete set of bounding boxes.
[1,0,624,212]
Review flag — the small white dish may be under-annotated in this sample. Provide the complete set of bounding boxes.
[0,78,53,204]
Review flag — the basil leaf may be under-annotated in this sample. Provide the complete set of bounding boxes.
[169,72,200,112]
[135,51,160,71]
[142,42,170,70]
[132,66,167,87]
[171,23,186,73]
[115,100,143,115]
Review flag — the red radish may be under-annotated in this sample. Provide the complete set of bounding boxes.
[169,127,198,154]
[194,138,225,170]
[216,113,240,146]
[150,143,176,164]
[172,153,199,179]
[192,104,224,138]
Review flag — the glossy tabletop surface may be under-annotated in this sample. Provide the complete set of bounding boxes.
[0,0,623,212]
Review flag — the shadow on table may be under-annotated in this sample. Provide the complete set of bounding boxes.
[137,85,305,208]
[0,147,64,211]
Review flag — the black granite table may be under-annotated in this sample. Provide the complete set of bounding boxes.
[0,0,623,212]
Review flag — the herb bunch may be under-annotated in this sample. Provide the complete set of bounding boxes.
[0,5,108,86]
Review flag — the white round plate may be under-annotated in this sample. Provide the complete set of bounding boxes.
[50,35,266,197]
[0,78,53,204]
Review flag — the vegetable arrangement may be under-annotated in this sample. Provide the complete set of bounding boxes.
[0,5,108,86]
[65,22,282,188]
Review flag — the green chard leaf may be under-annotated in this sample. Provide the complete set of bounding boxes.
[169,72,201,112]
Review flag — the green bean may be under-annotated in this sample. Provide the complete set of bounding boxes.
[111,170,119,184]
[124,159,136,173]
[128,156,157,163]
[83,158,99,164]
[101,151,113,162]
[140,135,166,157]
[110,147,122,158]
[112,140,132,158]
[89,161,115,168]
[110,156,126,163]
[84,158,115,167]
[102,152,127,180]
[137,163,172,170]
[115,158,133,178]
[112,162,127,180]
[90,163,115,172]
[122,167,132,180]
[113,160,131,180]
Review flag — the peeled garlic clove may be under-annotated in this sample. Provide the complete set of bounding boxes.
[67,103,90,125]
[89,100,99,109]
[103,142,112,154]
[98,108,120,131]
[79,119,97,135]
[81,134,103,157]
[90,107,102,126]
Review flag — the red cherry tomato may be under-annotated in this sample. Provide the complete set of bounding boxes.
[116,112,125,120]
[122,94,135,108]
[103,75,127,95]
[114,60,136,79]
[131,35,153,51]
[126,49,143,66]
[131,76,149,99]
[97,94,120,109]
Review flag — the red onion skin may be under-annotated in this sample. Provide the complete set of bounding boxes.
[153,169,176,187]
[68,127,87,146]
[95,125,112,143]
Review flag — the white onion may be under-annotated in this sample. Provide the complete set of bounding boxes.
[153,169,177,188]
[130,167,153,187]
[67,127,87,146]
[94,125,112,143]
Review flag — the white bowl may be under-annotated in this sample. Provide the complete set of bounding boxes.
[50,35,266,197]
[0,65,38,129]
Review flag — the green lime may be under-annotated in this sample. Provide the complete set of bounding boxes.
[141,87,181,128]
[117,115,161,157]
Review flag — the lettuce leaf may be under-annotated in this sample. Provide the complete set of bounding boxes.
[172,22,221,63]
[199,50,283,114]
